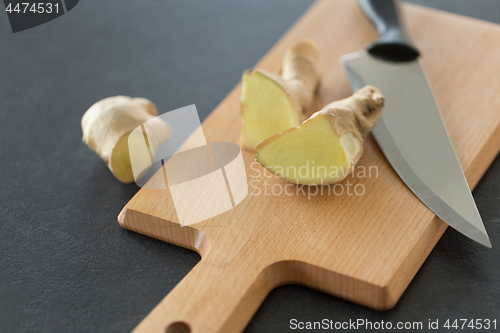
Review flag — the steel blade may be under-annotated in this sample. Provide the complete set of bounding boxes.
[341,51,491,247]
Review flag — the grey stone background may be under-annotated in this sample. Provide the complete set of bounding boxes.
[0,1,499,332]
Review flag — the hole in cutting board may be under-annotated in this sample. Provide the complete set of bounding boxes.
[166,321,191,333]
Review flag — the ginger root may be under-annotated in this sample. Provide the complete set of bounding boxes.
[255,86,385,185]
[240,41,321,150]
[81,96,171,183]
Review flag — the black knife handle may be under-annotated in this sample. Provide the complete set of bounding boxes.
[358,0,420,62]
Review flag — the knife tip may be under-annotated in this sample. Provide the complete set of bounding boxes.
[483,238,492,249]
[472,231,492,249]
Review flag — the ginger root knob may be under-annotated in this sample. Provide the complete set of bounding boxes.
[81,96,171,183]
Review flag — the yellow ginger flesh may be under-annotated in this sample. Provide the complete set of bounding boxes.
[240,71,300,150]
[256,114,350,184]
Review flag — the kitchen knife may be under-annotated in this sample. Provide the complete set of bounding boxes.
[341,0,491,247]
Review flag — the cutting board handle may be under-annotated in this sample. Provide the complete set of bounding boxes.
[132,251,269,333]
[358,0,419,62]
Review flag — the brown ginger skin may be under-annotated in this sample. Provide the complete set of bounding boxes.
[280,40,321,111]
[312,85,385,167]
[81,96,171,183]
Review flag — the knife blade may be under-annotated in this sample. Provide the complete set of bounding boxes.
[341,0,491,247]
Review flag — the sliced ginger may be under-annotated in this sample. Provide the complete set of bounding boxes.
[240,41,321,150]
[256,86,385,185]
[82,96,171,183]
[256,114,350,184]
[240,72,299,149]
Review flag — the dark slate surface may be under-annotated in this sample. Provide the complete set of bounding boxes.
[0,1,499,332]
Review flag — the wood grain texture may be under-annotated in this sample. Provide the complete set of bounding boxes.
[118,1,500,332]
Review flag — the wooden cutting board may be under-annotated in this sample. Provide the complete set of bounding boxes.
[119,1,500,332]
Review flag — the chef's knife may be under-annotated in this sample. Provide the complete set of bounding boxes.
[341,0,491,247]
